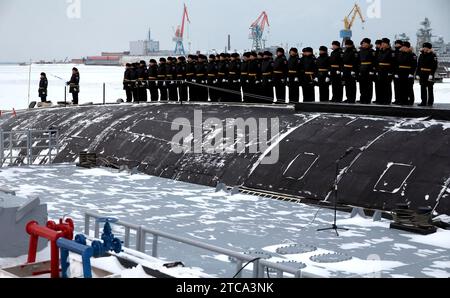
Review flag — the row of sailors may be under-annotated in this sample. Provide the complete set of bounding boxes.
[123,38,438,107]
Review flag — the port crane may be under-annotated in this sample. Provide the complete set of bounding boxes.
[249,11,270,51]
[340,3,365,44]
[173,4,190,55]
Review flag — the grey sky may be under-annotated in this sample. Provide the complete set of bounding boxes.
[0,0,449,62]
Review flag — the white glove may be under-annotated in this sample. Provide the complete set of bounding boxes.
[286,78,290,83]
[336,71,341,75]
[325,77,331,83]
[369,72,375,76]
[415,76,420,80]
[255,80,260,85]
[192,79,197,83]
[351,71,356,77]
[294,77,299,82]
[268,79,272,83]
[408,74,414,79]
[394,75,399,79]
[428,75,434,81]
[281,79,286,83]
[314,78,319,83]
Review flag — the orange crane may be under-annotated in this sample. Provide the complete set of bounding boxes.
[249,11,270,51]
[173,4,190,55]
[340,3,365,43]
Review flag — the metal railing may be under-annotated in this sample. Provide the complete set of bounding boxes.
[0,129,60,167]
[84,211,321,278]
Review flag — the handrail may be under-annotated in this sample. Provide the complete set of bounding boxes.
[0,129,60,167]
[84,211,321,278]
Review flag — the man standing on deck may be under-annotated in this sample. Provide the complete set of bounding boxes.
[67,67,80,105]
[299,47,317,102]
[287,48,300,103]
[148,59,159,102]
[240,52,251,103]
[186,55,197,101]
[217,53,230,102]
[228,53,242,102]
[342,40,359,103]
[375,38,396,105]
[261,51,274,102]
[358,38,376,104]
[393,40,404,105]
[395,41,417,106]
[177,56,188,102]
[316,46,331,102]
[195,54,209,102]
[39,72,48,103]
[373,40,383,103]
[207,54,218,102]
[166,57,178,102]
[157,58,168,102]
[136,61,148,102]
[417,42,438,107]
[273,48,288,104]
[123,64,134,103]
[329,41,344,103]
[247,52,262,103]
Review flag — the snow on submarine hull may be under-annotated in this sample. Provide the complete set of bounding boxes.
[1,102,449,215]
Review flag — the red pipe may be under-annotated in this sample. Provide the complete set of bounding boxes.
[47,218,74,241]
[26,219,74,279]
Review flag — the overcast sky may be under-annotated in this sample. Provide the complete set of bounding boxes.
[0,0,449,62]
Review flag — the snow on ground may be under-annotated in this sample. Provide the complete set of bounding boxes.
[0,164,449,278]
[0,64,449,110]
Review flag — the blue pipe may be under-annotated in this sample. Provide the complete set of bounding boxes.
[57,238,94,278]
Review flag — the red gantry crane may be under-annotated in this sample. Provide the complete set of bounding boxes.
[249,11,270,51]
[173,4,190,55]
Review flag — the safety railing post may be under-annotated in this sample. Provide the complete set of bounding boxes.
[139,229,146,253]
[152,235,159,258]
[0,130,4,168]
[276,270,283,278]
[9,132,13,165]
[252,259,260,278]
[84,214,90,236]
[259,264,265,278]
[124,227,131,248]
[103,83,106,105]
[27,130,33,165]
[56,130,60,157]
[135,226,142,252]
[48,130,52,164]
[94,220,100,239]
[235,260,244,278]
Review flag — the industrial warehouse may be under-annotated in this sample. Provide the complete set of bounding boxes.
[0,0,449,293]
